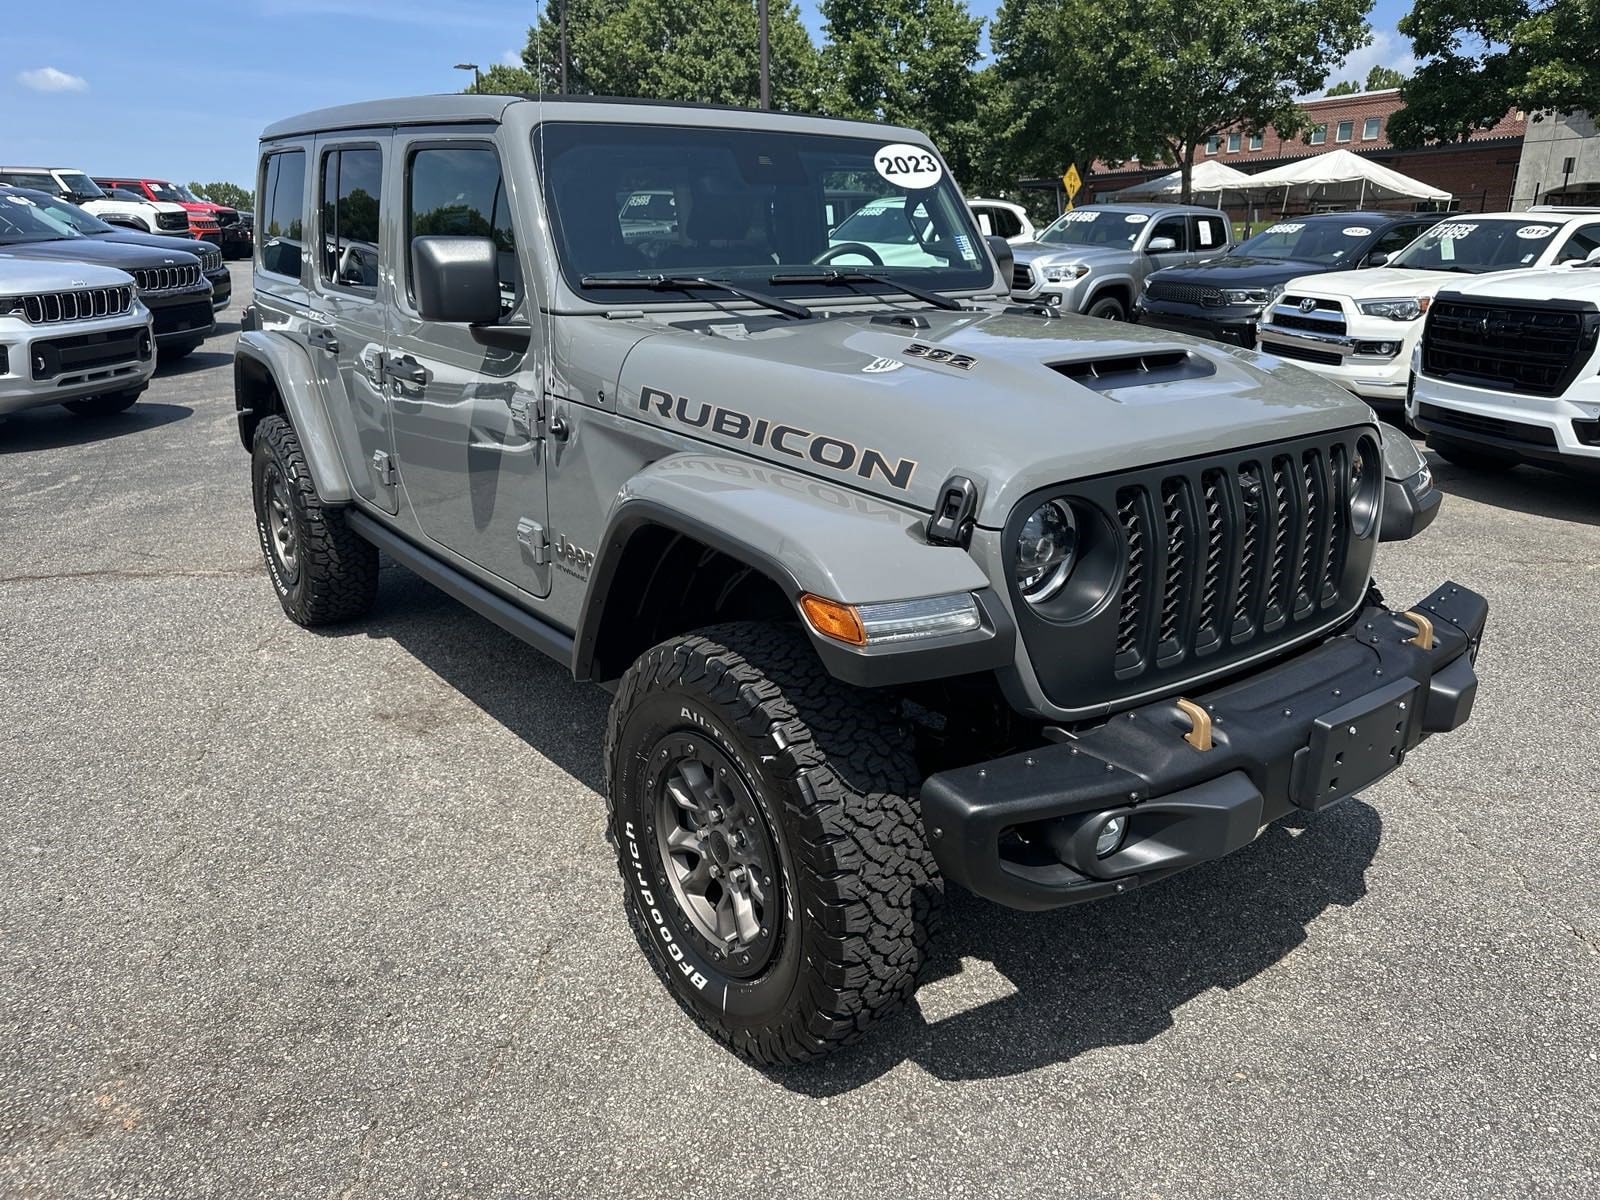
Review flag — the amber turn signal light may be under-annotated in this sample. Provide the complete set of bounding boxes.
[799,594,867,646]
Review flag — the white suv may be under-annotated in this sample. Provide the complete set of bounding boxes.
[1257,207,1600,414]
[0,257,156,419]
[1408,261,1600,471]
[0,166,191,237]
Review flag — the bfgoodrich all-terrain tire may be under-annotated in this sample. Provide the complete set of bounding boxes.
[605,623,941,1064]
[250,415,378,626]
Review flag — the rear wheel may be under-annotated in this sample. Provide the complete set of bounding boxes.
[1428,435,1518,472]
[1086,294,1127,321]
[605,622,941,1064]
[64,388,142,418]
[250,415,378,625]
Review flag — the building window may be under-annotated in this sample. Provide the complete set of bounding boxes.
[1310,124,1327,146]
[1363,116,1381,140]
[1227,132,1242,153]
[1336,120,1354,143]
[1248,131,1264,151]
[1205,135,1220,156]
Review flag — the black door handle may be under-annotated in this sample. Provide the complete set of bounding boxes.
[385,354,429,385]
[307,327,339,354]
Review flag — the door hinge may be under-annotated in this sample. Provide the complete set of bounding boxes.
[516,517,550,564]
[371,449,398,486]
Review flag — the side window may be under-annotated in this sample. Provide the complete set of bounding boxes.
[1192,215,1226,250]
[320,147,383,291]
[1150,216,1188,252]
[259,149,307,281]
[991,207,1023,238]
[407,145,520,314]
[1372,223,1425,260]
[973,209,995,236]
[1555,224,1600,264]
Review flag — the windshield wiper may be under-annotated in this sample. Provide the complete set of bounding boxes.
[578,273,811,319]
[767,269,967,311]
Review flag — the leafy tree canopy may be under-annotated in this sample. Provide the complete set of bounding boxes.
[1326,65,1406,94]
[188,181,253,210]
[1391,0,1600,145]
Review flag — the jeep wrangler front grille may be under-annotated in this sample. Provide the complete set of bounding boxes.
[19,286,135,325]
[1012,429,1376,717]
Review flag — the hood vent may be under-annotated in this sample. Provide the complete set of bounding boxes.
[1051,350,1214,392]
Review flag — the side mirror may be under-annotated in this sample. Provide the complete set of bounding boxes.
[1587,246,1600,264]
[1147,236,1178,253]
[412,235,502,324]
[1365,250,1391,268]
[985,234,1014,286]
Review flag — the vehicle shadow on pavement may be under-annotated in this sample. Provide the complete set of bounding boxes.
[157,351,234,378]
[771,802,1381,1094]
[0,402,192,454]
[1424,453,1600,526]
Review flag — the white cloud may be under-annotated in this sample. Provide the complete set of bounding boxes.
[501,49,524,67]
[17,67,89,94]
[1317,30,1418,96]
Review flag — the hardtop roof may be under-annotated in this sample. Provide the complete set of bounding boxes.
[260,93,928,143]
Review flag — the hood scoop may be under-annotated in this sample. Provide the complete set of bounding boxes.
[1050,349,1215,393]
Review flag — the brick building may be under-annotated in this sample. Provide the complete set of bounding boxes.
[1084,89,1527,216]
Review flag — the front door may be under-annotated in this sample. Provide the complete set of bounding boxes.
[384,134,551,598]
[308,134,397,513]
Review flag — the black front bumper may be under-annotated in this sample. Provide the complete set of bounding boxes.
[147,292,216,345]
[1136,301,1259,347]
[922,583,1486,910]
[208,269,233,311]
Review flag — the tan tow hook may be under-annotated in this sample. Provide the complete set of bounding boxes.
[1402,609,1436,650]
[1175,698,1213,752]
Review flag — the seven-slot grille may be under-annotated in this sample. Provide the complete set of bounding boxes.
[16,285,135,325]
[1111,443,1353,677]
[132,265,202,292]
[1145,280,1220,307]
[1422,296,1600,398]
[1011,263,1034,291]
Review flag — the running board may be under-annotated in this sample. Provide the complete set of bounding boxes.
[346,509,576,671]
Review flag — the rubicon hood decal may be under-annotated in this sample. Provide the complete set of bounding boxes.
[638,385,918,490]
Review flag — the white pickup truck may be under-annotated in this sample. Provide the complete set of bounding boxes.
[1408,261,1600,471]
[1258,207,1600,415]
[0,166,191,237]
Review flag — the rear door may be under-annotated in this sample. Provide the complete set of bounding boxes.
[308,133,398,513]
[384,132,551,597]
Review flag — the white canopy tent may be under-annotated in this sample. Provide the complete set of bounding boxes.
[1239,149,1452,212]
[1107,160,1253,205]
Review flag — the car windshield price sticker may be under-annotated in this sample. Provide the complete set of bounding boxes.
[4,195,35,206]
[1060,210,1099,222]
[873,144,943,189]
[1516,224,1557,239]
[1432,223,1478,241]
[1125,214,1148,224]
[1267,223,1305,234]
[1342,226,1372,237]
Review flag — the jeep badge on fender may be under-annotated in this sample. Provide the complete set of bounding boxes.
[237,93,1484,1066]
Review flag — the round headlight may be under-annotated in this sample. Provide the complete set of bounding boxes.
[1348,438,1381,537]
[1015,500,1077,601]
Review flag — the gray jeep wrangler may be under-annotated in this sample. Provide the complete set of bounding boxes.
[235,95,1485,1065]
[1009,202,1234,319]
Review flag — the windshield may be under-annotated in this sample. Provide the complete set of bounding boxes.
[146,181,191,203]
[1036,208,1146,249]
[0,193,78,243]
[535,122,989,299]
[1234,219,1381,265]
[56,172,105,199]
[10,190,111,235]
[1390,218,1561,272]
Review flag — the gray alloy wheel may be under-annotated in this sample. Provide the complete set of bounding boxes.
[261,461,300,583]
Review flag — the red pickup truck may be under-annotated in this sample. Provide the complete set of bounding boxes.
[93,177,253,259]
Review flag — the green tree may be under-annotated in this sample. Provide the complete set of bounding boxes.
[817,0,987,181]
[471,63,538,94]
[1327,79,1362,95]
[989,0,1372,202]
[1390,0,1600,145]
[188,181,254,210]
[1364,63,1406,90]
[508,0,819,111]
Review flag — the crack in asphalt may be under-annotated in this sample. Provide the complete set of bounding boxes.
[0,565,261,585]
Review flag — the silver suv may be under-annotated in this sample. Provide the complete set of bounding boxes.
[1010,203,1234,319]
[237,95,1486,1064]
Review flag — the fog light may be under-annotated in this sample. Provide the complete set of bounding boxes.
[1096,814,1127,857]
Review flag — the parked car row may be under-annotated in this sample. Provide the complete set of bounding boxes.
[0,165,253,259]
[998,199,1600,476]
[0,185,230,421]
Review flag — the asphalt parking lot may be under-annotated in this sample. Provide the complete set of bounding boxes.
[3,262,1597,1198]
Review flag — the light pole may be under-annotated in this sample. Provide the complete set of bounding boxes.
[454,62,481,94]
[559,0,569,94]
[758,0,769,109]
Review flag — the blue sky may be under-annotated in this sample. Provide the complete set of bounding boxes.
[6,0,1415,188]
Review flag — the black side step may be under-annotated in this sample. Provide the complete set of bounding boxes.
[346,510,576,670]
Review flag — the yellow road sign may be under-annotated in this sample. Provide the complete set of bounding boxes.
[1062,164,1082,198]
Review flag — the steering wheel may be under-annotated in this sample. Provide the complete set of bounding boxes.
[813,242,885,267]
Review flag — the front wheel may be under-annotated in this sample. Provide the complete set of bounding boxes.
[605,623,941,1064]
[1428,435,1518,473]
[1086,294,1127,320]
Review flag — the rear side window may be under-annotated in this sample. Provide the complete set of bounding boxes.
[1193,214,1227,249]
[406,145,519,313]
[985,206,1022,239]
[259,150,306,280]
[320,147,383,291]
